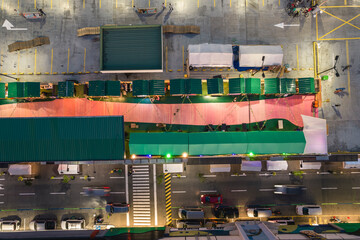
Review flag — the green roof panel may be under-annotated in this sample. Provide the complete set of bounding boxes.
[186,79,202,94]
[245,78,261,94]
[105,81,121,96]
[89,80,106,96]
[170,79,185,95]
[24,82,40,97]
[0,82,5,98]
[229,78,245,94]
[58,81,75,97]
[298,78,316,94]
[207,78,224,94]
[265,78,280,94]
[133,80,150,96]
[280,78,296,94]
[8,82,24,98]
[149,80,165,95]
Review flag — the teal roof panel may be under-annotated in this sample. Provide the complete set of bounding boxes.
[58,81,75,97]
[298,78,315,94]
[280,78,296,94]
[265,78,280,94]
[207,78,224,94]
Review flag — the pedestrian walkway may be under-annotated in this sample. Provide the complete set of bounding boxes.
[131,165,151,226]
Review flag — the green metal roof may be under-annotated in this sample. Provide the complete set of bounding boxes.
[88,80,106,96]
[229,78,245,94]
[170,79,185,95]
[133,80,150,96]
[129,131,306,156]
[100,25,163,72]
[265,78,280,94]
[0,116,125,162]
[105,81,121,96]
[280,78,296,94]
[130,132,188,155]
[298,77,316,94]
[0,82,5,98]
[8,82,40,98]
[207,78,224,94]
[149,80,165,96]
[245,78,261,94]
[170,79,202,95]
[58,81,74,97]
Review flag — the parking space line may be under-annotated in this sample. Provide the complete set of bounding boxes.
[231,173,246,177]
[346,40,350,96]
[200,190,217,193]
[50,192,66,195]
[259,189,274,192]
[231,190,247,192]
[321,187,338,190]
[203,175,216,177]
[110,176,124,179]
[83,0,85,8]
[80,176,95,179]
[19,193,35,196]
[172,191,186,193]
[352,187,360,189]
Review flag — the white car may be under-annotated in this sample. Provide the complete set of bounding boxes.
[61,218,85,230]
[0,220,20,231]
[246,208,272,218]
[296,205,322,215]
[29,220,56,231]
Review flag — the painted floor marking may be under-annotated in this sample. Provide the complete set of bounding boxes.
[231,190,247,192]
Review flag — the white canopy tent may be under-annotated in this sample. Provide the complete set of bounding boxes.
[8,164,32,176]
[241,161,262,172]
[267,161,288,171]
[188,43,233,68]
[302,115,328,154]
[163,163,183,173]
[300,161,322,170]
[210,164,231,173]
[239,45,283,67]
[57,164,80,175]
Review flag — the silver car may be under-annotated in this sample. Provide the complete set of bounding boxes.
[29,220,56,231]
[61,218,85,230]
[0,220,20,231]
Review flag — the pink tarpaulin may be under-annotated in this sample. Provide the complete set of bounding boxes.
[0,95,316,126]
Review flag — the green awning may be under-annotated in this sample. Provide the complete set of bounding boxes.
[298,77,315,94]
[229,78,245,94]
[280,78,296,94]
[8,82,40,98]
[130,132,188,155]
[207,78,224,94]
[170,79,202,95]
[245,78,261,94]
[0,82,5,98]
[88,80,106,96]
[58,81,74,97]
[149,80,165,95]
[265,78,280,94]
[133,80,150,96]
[105,81,121,96]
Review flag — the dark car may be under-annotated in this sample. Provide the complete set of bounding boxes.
[105,203,130,213]
[212,206,239,219]
[83,187,111,197]
[274,185,304,195]
[200,194,223,204]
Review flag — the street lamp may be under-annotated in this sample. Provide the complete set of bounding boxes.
[318,55,340,77]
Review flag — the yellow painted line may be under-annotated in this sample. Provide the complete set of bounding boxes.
[67,48,70,73]
[34,0,36,9]
[166,46,168,72]
[321,6,360,8]
[322,10,360,31]
[263,0,264,7]
[149,0,150,8]
[0,49,2,72]
[83,48,86,73]
[50,48,53,74]
[165,0,167,7]
[309,218,312,225]
[1,0,3,10]
[34,49,37,73]
[279,0,280,6]
[346,40,350,97]
[214,0,216,8]
[100,0,101,8]
[17,52,20,73]
[313,42,317,78]
[316,43,319,78]
[51,0,53,8]
[319,37,360,41]
[198,0,199,8]
[116,0,117,8]
[296,44,299,71]
[344,0,347,5]
[83,0,85,8]
[182,46,184,72]
[230,0,231,7]
[18,0,19,9]
[132,0,134,7]
[316,12,319,41]
[319,13,360,39]
[67,0,69,8]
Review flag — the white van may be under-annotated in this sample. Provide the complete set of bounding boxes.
[178,208,204,219]
[247,208,272,218]
[0,220,20,231]
[296,205,322,215]
[61,218,85,230]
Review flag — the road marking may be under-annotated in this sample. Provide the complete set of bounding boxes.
[133,178,149,181]
[19,193,35,196]
[110,192,125,194]
[153,164,158,226]
[50,48,53,74]
[133,186,150,190]
[172,191,186,193]
[67,48,70,73]
[51,177,63,180]
[200,190,217,193]
[321,187,338,190]
[132,174,149,177]
[133,208,151,211]
[346,40,350,96]
[259,189,274,192]
[133,204,150,208]
[133,183,149,186]
[319,172,330,175]
[231,190,247,192]
[133,180,149,183]
[133,211,151,214]
[50,192,66,195]
[125,165,129,227]
[133,192,150,196]
[203,175,216,177]
[134,216,151,220]
[80,176,95,179]
[134,214,151,217]
[172,175,186,178]
[134,223,151,226]
[109,176,124,179]
[134,219,151,223]
[352,187,360,189]
[0,194,4,196]
[231,174,246,177]
[133,195,150,198]
[133,165,149,168]
[133,189,150,193]
[0,202,4,204]
[351,172,360,174]
[0,179,5,181]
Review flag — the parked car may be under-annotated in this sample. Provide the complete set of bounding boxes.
[200,194,223,205]
[246,208,272,218]
[176,220,203,229]
[83,187,111,197]
[268,218,295,225]
[212,205,239,219]
[105,203,130,214]
[296,205,322,215]
[61,218,85,230]
[274,185,304,195]
[178,207,204,219]
[29,220,56,231]
[0,219,20,231]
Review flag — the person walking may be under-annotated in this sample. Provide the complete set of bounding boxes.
[162,3,166,9]
[169,3,173,11]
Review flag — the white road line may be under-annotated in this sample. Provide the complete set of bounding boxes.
[50,177,63,180]
[132,178,149,181]
[172,191,186,193]
[203,175,216,178]
[200,190,217,193]
[133,165,149,168]
[110,192,125,194]
[321,187,338,190]
[50,192,66,195]
[134,217,151,220]
[0,194,4,196]
[125,165,129,227]
[133,174,149,177]
[133,187,150,190]
[172,175,186,178]
[133,181,150,184]
[133,205,150,208]
[134,171,149,174]
[231,190,247,192]
[319,172,330,175]
[19,193,35,196]
[0,178,5,180]
[0,187,5,190]
[259,189,274,192]
[351,172,360,174]
[133,183,149,186]
[352,187,360,189]
[134,223,151,226]
[133,219,151,223]
[133,189,150,193]
[0,202,4,204]
[133,211,151,214]
[133,195,150,198]
[133,201,150,204]
[133,193,150,196]
[80,176,95,179]
[134,214,151,217]
[231,173,246,177]
[133,208,151,211]
[109,176,124,179]
[153,164,157,226]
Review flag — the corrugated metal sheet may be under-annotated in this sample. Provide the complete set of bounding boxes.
[8,82,40,98]
[245,78,261,94]
[105,81,121,96]
[170,79,185,95]
[298,78,315,94]
[207,78,224,94]
[186,79,202,94]
[229,78,245,94]
[280,78,296,94]
[88,80,106,96]
[170,79,202,95]
[0,116,125,162]
[149,80,165,95]
[133,80,150,96]
[265,78,280,94]
[0,83,5,98]
[58,81,74,97]
[25,82,40,97]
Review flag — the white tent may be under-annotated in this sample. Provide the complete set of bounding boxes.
[241,161,262,172]
[163,164,183,173]
[267,161,288,171]
[8,164,31,176]
[302,115,328,154]
[300,161,321,170]
[57,164,80,175]
[188,43,233,67]
[210,164,231,173]
[239,45,283,67]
